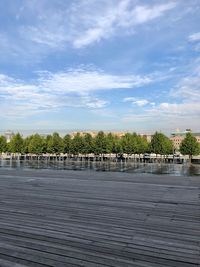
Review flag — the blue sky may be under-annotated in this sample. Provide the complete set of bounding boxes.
[0,0,200,135]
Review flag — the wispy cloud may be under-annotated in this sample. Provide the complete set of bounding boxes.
[72,1,177,48]
[123,97,154,107]
[188,32,200,42]
[38,68,152,93]
[0,66,154,118]
[18,0,177,49]
[188,32,200,52]
[122,61,200,131]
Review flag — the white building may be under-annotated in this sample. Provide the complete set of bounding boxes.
[4,130,14,143]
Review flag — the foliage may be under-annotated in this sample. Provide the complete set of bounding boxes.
[150,132,173,155]
[63,134,71,154]
[121,133,138,154]
[9,133,24,153]
[28,134,46,154]
[70,133,84,154]
[180,133,200,159]
[47,132,63,154]
[1,131,198,157]
[93,131,108,155]
[106,133,115,154]
[112,137,123,154]
[82,133,93,154]
[136,135,149,154]
[21,136,32,154]
[0,136,7,153]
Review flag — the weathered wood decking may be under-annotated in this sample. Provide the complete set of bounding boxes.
[0,169,199,267]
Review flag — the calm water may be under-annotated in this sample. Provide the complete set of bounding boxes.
[0,159,200,176]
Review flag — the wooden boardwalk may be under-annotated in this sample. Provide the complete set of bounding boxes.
[0,169,199,267]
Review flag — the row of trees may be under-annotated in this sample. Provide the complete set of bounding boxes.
[0,131,199,157]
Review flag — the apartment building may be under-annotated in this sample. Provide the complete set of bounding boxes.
[170,129,200,150]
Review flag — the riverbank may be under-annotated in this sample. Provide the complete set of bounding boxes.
[0,169,199,266]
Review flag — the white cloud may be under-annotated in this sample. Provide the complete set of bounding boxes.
[123,97,154,107]
[188,32,200,52]
[155,102,200,116]
[171,64,200,101]
[73,1,177,48]
[188,32,200,42]
[0,67,154,118]
[134,100,149,107]
[21,26,68,49]
[122,62,200,131]
[18,0,177,49]
[39,69,152,93]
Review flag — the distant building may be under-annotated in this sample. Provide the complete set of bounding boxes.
[70,131,132,138]
[70,131,153,142]
[4,130,14,143]
[70,131,98,138]
[170,129,200,151]
[139,134,153,143]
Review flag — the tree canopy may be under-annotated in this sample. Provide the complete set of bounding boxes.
[8,133,24,153]
[47,132,63,154]
[180,133,200,159]
[150,132,173,155]
[0,131,199,157]
[28,134,46,154]
[0,136,7,153]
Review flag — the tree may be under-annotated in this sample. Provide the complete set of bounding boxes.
[106,133,115,154]
[180,133,200,162]
[47,132,63,154]
[9,133,24,153]
[121,133,138,154]
[113,137,123,154]
[28,134,46,154]
[0,136,7,153]
[63,134,71,154]
[82,133,93,154]
[93,131,108,155]
[150,132,173,155]
[22,136,32,154]
[136,135,149,154]
[70,133,84,155]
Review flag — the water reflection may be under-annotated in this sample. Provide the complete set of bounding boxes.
[0,159,200,176]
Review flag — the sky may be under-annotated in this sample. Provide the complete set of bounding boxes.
[0,0,200,135]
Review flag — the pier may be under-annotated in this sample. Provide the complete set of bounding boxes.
[0,169,199,266]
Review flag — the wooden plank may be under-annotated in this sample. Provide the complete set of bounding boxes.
[0,169,199,266]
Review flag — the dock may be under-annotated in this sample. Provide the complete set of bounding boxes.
[0,169,199,266]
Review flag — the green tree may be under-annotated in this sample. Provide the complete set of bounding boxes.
[121,133,138,154]
[136,135,149,154]
[150,132,173,155]
[93,131,107,155]
[28,134,46,154]
[112,136,123,154]
[82,133,93,154]
[180,133,200,162]
[70,133,84,154]
[63,134,71,154]
[106,133,115,153]
[0,136,7,153]
[47,132,63,154]
[22,136,32,154]
[9,133,24,153]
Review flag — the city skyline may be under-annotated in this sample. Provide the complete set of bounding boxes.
[0,0,200,133]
